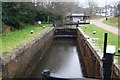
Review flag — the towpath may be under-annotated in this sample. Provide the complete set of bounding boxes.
[91,18,120,36]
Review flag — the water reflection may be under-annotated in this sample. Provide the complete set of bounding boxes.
[30,39,83,78]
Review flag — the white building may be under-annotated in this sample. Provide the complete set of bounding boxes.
[66,13,89,23]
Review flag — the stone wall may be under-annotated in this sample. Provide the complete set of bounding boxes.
[2,27,54,78]
[77,27,120,79]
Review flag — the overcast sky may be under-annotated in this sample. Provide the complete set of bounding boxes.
[1,0,120,6]
[78,0,120,7]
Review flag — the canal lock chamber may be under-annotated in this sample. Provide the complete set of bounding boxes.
[29,27,86,79]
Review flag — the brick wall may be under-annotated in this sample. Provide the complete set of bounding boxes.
[2,28,54,78]
[77,28,120,79]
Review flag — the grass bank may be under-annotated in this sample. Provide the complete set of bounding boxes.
[2,24,52,54]
[92,16,106,20]
[80,24,119,55]
[103,20,118,28]
[103,17,119,28]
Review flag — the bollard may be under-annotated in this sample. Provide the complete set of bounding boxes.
[93,31,96,34]
[118,48,120,53]
[106,17,108,20]
[103,45,115,80]
[30,30,33,34]
[43,26,45,29]
[76,20,79,27]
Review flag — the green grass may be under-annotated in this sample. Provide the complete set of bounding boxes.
[2,24,52,54]
[103,20,118,28]
[81,24,119,55]
[92,16,106,20]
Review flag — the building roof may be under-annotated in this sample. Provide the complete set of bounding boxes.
[66,13,89,17]
[71,13,84,16]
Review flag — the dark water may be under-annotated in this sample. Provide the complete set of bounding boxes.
[30,39,83,78]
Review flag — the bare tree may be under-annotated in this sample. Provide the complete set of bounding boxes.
[87,0,98,18]
[113,1,120,17]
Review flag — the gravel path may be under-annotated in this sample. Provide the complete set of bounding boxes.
[91,18,120,36]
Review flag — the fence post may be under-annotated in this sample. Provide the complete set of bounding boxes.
[102,33,116,80]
